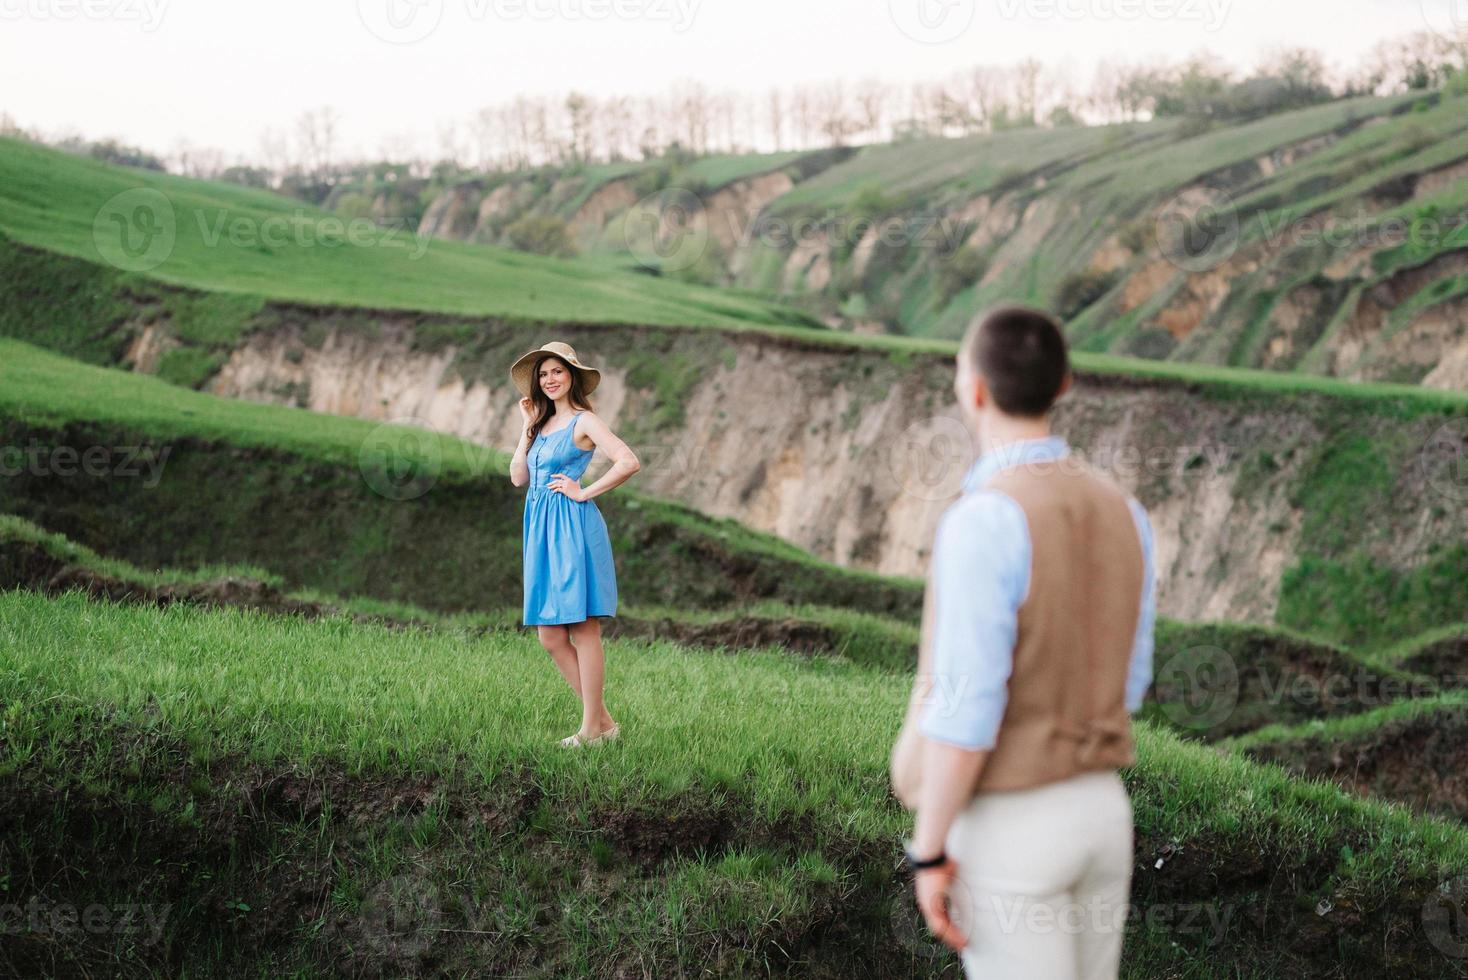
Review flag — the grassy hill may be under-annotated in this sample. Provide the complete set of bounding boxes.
[14,508,1459,742]
[0,136,818,333]
[10,127,1468,396]
[7,587,1468,977]
[0,511,924,671]
[407,91,1468,386]
[8,211,1468,652]
[9,97,1468,978]
[5,309,1468,974]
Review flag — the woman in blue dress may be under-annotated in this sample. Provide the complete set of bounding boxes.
[509,341,641,748]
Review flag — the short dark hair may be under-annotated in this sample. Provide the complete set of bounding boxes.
[962,305,1070,417]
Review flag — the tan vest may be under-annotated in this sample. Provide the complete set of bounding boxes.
[972,457,1145,794]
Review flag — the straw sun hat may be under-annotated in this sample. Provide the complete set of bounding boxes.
[509,341,602,397]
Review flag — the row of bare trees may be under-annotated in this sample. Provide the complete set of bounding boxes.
[10,28,1465,187]
[410,30,1468,172]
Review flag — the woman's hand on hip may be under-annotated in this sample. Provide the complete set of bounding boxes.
[548,473,586,502]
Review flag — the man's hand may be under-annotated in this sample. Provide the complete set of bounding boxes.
[890,723,923,809]
[915,858,968,952]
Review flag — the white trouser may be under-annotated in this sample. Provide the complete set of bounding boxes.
[946,768,1134,980]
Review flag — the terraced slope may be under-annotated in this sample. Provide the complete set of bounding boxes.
[9,243,1468,649]
[437,92,1468,385]
[1232,695,1468,822]
[15,510,1451,740]
[0,340,919,619]
[5,134,1468,648]
[0,513,921,672]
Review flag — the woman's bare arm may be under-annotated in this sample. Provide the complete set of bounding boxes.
[563,411,640,500]
[509,397,533,487]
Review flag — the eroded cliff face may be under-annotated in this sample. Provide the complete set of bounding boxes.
[200,311,1468,627]
[441,102,1468,387]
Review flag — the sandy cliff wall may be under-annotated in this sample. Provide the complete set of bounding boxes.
[202,311,1468,629]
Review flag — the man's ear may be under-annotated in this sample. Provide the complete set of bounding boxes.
[969,372,990,413]
[1055,371,1074,400]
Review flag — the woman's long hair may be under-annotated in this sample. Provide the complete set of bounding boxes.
[526,354,594,442]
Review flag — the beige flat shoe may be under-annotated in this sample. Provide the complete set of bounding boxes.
[559,723,620,749]
[586,723,620,746]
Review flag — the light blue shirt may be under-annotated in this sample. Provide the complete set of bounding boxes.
[918,436,1157,750]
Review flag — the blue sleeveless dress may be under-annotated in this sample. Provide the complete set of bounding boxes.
[522,410,619,625]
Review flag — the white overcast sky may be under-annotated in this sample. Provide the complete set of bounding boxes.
[1,0,1456,163]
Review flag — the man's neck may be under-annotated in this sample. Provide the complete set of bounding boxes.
[977,414,1054,460]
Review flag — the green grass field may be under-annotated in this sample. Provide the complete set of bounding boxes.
[8,113,1468,976]
[6,589,1468,976]
[0,136,814,332]
[5,343,1468,974]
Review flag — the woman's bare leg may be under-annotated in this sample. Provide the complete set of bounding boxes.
[537,625,582,698]
[568,618,616,737]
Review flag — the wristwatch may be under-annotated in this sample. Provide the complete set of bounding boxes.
[903,844,948,872]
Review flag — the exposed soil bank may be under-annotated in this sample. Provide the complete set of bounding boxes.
[1243,706,1468,822]
[0,535,907,666]
[0,423,921,627]
[1142,622,1434,742]
[150,303,1468,642]
[6,240,1468,645]
[1399,631,1468,687]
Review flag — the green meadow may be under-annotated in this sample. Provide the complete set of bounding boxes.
[4,105,1468,976]
[6,586,1468,977]
[0,136,813,332]
[4,333,1468,974]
